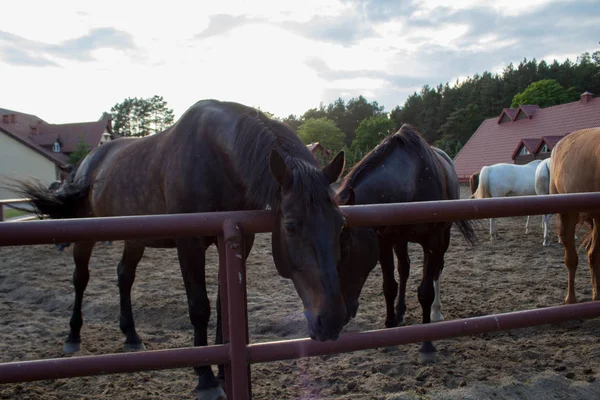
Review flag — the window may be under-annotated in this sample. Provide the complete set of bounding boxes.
[518,145,530,156]
[53,141,61,152]
[539,143,550,153]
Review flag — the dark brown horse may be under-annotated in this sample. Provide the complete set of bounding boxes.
[549,127,600,305]
[336,124,477,364]
[11,99,347,400]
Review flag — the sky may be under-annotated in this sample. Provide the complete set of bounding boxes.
[0,0,598,124]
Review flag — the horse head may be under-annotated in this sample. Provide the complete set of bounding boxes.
[269,149,349,341]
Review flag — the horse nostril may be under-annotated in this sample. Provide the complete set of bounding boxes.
[316,315,324,331]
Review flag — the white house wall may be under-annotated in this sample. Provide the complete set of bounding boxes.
[0,133,57,200]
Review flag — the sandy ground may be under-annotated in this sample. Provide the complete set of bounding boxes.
[1,185,599,400]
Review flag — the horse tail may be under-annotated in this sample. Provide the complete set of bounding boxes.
[471,166,491,199]
[469,172,480,196]
[454,219,478,246]
[4,177,91,220]
[535,159,551,196]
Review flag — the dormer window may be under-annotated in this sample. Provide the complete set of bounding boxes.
[539,143,550,153]
[518,146,530,156]
[53,141,61,152]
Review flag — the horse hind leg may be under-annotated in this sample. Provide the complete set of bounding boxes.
[64,241,95,353]
[379,239,399,328]
[542,214,551,247]
[118,242,146,350]
[431,273,444,322]
[525,215,530,235]
[587,217,600,301]
[558,213,578,304]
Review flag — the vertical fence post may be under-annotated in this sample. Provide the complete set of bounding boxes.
[0,204,4,222]
[217,237,233,396]
[223,219,251,399]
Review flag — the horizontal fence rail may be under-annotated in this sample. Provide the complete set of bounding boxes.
[1,302,599,384]
[2,193,600,399]
[3,193,600,246]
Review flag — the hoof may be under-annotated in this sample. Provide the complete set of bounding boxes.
[63,341,81,354]
[385,319,398,328]
[419,350,437,365]
[124,341,146,351]
[196,385,226,400]
[430,313,444,323]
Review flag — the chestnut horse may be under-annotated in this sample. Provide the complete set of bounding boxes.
[10,99,347,400]
[549,127,600,304]
[336,124,477,364]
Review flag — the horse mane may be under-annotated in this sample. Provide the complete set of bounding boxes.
[340,124,431,190]
[232,107,334,211]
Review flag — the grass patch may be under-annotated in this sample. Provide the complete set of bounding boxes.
[2,208,31,219]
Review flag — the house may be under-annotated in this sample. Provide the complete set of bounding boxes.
[306,142,332,166]
[453,91,600,181]
[0,108,114,200]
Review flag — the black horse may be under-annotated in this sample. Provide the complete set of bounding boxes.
[336,124,477,363]
[13,99,347,399]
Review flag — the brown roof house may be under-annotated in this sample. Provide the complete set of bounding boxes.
[306,142,332,166]
[0,107,114,200]
[453,91,600,181]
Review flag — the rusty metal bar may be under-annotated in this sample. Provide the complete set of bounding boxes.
[4,193,600,246]
[247,301,600,364]
[0,343,230,384]
[223,219,251,400]
[0,210,275,246]
[217,236,233,396]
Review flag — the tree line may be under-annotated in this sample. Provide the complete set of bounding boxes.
[104,50,600,168]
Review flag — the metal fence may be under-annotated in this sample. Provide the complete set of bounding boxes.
[2,193,600,400]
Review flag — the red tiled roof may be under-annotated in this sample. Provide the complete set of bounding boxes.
[454,94,600,179]
[0,108,112,166]
[510,138,539,160]
[533,135,564,153]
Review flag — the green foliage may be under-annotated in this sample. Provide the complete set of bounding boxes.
[297,117,346,154]
[68,137,91,165]
[111,95,175,137]
[392,50,600,154]
[510,79,580,108]
[434,104,484,157]
[351,115,395,153]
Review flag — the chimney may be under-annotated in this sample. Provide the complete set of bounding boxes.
[31,126,39,134]
[581,91,594,104]
[1,115,8,124]
[10,114,16,123]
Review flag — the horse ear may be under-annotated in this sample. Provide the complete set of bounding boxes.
[322,150,346,184]
[269,149,291,189]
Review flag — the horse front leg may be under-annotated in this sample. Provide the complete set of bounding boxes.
[379,239,398,328]
[393,241,410,326]
[176,237,225,400]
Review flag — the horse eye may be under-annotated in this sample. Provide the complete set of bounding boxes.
[284,221,299,236]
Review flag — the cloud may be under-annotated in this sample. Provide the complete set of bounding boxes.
[195,14,266,39]
[194,11,378,46]
[284,14,378,46]
[0,27,137,67]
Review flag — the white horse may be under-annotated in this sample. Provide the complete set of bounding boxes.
[534,158,552,246]
[472,159,542,240]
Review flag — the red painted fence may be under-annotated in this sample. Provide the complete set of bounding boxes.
[2,193,600,400]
